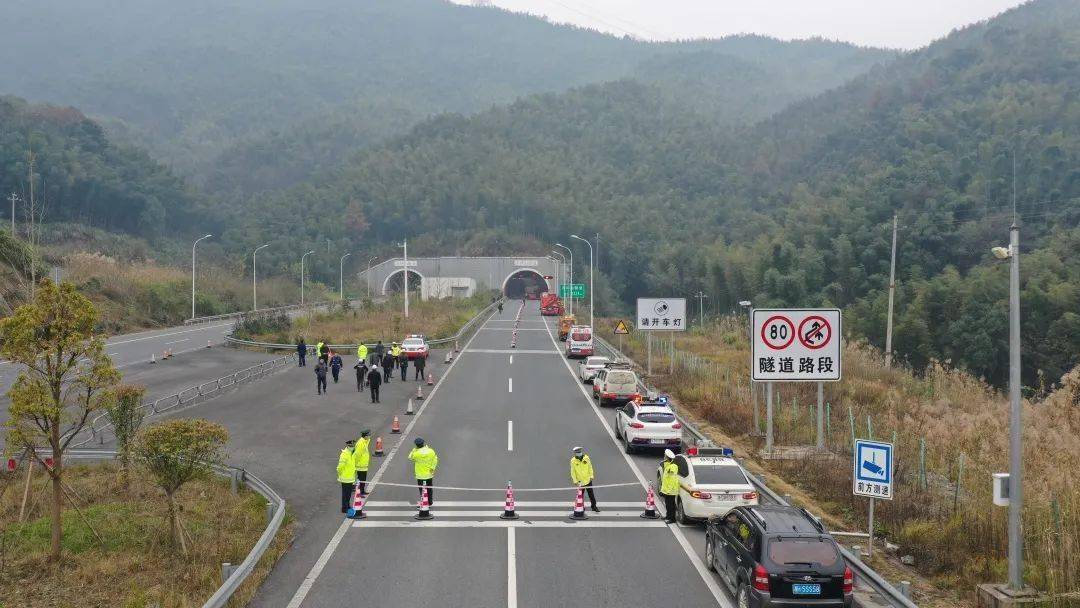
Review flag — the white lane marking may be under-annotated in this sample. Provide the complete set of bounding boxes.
[107,352,119,357]
[508,527,518,608]
[542,317,734,608]
[509,354,513,365]
[481,328,550,331]
[105,322,231,346]
[164,338,190,345]
[352,520,668,528]
[359,510,645,518]
[466,349,556,355]
[286,310,489,608]
[363,501,644,507]
[508,377,513,393]
[508,420,513,451]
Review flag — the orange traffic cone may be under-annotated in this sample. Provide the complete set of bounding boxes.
[347,483,367,519]
[416,385,424,400]
[415,486,433,520]
[500,481,518,520]
[640,486,659,519]
[569,487,587,520]
[374,436,384,456]
[391,416,401,434]
[427,372,434,386]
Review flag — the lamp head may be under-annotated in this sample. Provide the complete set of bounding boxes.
[991,246,1012,260]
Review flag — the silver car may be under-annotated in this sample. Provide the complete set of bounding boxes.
[577,356,610,384]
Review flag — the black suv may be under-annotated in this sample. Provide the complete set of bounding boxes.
[704,505,853,607]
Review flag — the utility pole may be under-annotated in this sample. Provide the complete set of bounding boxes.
[694,291,708,326]
[1007,152,1024,591]
[301,250,315,306]
[884,213,898,368]
[7,192,17,236]
[27,147,37,297]
[398,239,409,318]
[366,255,378,299]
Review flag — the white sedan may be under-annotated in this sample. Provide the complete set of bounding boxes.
[613,403,682,454]
[577,356,610,384]
[656,448,759,524]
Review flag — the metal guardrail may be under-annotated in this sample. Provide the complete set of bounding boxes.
[51,450,286,608]
[592,335,917,608]
[184,299,358,325]
[68,355,292,448]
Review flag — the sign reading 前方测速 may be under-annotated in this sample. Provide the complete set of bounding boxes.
[751,308,841,382]
[636,298,686,331]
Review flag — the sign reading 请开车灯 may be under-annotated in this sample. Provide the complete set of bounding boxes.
[751,308,841,382]
[635,298,686,331]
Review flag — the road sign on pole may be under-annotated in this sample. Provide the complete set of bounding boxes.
[752,308,841,382]
[853,439,893,499]
[635,298,687,331]
[613,319,630,335]
[559,283,586,299]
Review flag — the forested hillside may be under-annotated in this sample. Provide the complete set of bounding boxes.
[231,0,1079,388]
[0,0,890,190]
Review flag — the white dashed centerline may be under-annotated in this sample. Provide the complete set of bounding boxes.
[507,420,513,451]
[508,377,513,393]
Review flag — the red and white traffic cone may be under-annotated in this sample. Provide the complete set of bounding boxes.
[207,340,212,348]
[640,486,659,519]
[374,436,384,456]
[427,372,434,386]
[150,353,156,364]
[391,416,401,434]
[347,483,367,519]
[405,399,415,415]
[416,385,424,400]
[444,352,452,364]
[569,487,587,520]
[501,481,519,520]
[6,458,16,472]
[454,340,460,353]
[415,486,433,520]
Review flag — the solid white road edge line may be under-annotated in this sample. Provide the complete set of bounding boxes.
[357,510,646,518]
[352,520,669,528]
[543,317,734,608]
[164,338,190,345]
[285,312,490,608]
[105,322,232,346]
[508,420,513,451]
[508,527,518,608]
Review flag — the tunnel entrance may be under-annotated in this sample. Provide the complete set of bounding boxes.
[383,269,423,296]
[503,269,549,299]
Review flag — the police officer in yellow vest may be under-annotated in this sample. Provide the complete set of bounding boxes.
[357,342,368,365]
[337,439,357,513]
[570,446,601,512]
[409,437,439,505]
[659,449,680,524]
[390,342,402,368]
[354,430,371,496]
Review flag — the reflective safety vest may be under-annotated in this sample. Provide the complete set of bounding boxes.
[570,454,594,486]
[357,344,368,361]
[391,345,402,358]
[408,446,439,480]
[317,342,327,356]
[354,437,371,472]
[659,461,680,496]
[337,448,356,483]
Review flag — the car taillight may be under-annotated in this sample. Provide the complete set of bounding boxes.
[672,422,682,429]
[753,564,770,592]
[629,421,645,429]
[689,490,712,499]
[602,392,616,399]
[843,566,853,593]
[742,491,758,500]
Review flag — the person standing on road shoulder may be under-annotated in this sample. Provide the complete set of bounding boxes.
[570,446,600,513]
[315,360,328,395]
[354,430,371,495]
[357,341,368,367]
[390,342,402,369]
[337,439,357,513]
[354,358,368,392]
[297,337,307,367]
[659,449,680,524]
[414,352,426,381]
[398,350,409,381]
[381,351,394,383]
[367,365,382,403]
[374,340,384,365]
[330,351,343,383]
[317,340,329,365]
[409,437,438,505]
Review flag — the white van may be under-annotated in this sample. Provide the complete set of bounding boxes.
[565,325,594,359]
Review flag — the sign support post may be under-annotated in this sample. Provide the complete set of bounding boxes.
[766,382,774,452]
[867,497,875,557]
[647,333,652,375]
[816,381,825,448]
[853,438,893,559]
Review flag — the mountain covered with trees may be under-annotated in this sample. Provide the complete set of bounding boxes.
[228,0,1079,388]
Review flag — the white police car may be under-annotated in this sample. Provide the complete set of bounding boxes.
[656,446,758,524]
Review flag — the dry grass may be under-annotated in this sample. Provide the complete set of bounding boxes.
[0,461,294,608]
[599,316,1080,605]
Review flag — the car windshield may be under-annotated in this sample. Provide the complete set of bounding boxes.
[586,357,608,367]
[403,339,424,347]
[638,411,675,423]
[605,371,635,384]
[768,538,841,567]
[693,465,749,485]
[571,331,591,341]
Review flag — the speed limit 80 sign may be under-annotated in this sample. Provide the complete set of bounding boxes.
[752,309,841,382]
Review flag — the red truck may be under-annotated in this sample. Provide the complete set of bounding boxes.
[540,293,564,316]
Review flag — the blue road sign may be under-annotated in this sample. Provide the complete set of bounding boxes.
[853,439,893,500]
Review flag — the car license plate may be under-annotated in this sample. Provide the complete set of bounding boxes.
[649,439,666,444]
[792,583,821,595]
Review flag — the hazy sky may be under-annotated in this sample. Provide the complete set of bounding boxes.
[453,0,1029,49]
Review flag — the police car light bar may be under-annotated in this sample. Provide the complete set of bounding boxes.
[693,447,735,457]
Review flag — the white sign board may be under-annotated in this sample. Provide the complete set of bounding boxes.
[393,260,418,267]
[752,308,841,382]
[513,259,539,267]
[636,298,687,331]
[853,439,894,500]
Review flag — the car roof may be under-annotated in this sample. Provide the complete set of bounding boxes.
[681,454,740,467]
[739,505,825,534]
[634,405,673,414]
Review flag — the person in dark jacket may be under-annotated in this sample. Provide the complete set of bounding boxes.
[330,352,343,383]
[354,359,368,391]
[381,351,394,383]
[398,350,409,381]
[414,354,426,381]
[315,360,328,395]
[297,338,307,367]
[366,366,382,403]
[374,341,385,364]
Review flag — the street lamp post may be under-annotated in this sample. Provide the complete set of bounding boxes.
[339,252,352,300]
[550,251,565,295]
[570,234,594,328]
[366,255,378,298]
[301,250,315,306]
[397,239,409,318]
[252,243,270,311]
[554,243,573,316]
[191,234,212,319]
[694,291,708,326]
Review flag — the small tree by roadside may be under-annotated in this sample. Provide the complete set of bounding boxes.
[103,384,147,491]
[1,279,121,563]
[133,418,229,555]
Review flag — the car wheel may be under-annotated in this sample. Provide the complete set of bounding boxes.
[676,499,690,525]
[614,420,622,438]
[705,537,716,572]
[623,436,635,454]
[736,583,751,608]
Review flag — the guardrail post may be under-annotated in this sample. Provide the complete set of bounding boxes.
[266,501,274,524]
[221,562,235,584]
[898,581,911,598]
[230,470,239,495]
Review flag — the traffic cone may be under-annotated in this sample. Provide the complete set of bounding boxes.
[347,483,367,519]
[444,352,452,364]
[427,372,434,386]
[569,487,587,520]
[44,457,54,469]
[416,385,424,400]
[454,340,460,353]
[374,436,384,456]
[415,486,433,520]
[640,486,659,519]
[405,399,415,415]
[151,353,156,364]
[391,416,401,434]
[500,481,518,520]
[6,458,16,472]
[207,340,212,348]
